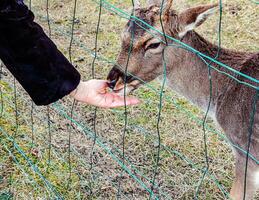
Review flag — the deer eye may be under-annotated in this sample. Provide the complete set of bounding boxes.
[146,42,161,50]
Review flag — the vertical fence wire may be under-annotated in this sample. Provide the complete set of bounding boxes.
[46,106,51,173]
[160,36,229,198]
[1,0,258,199]
[194,1,223,198]
[30,102,34,147]
[30,0,35,149]
[116,1,136,198]
[149,1,169,199]
[8,76,19,197]
[67,0,78,190]
[46,0,52,173]
[243,90,259,200]
[29,0,32,10]
[194,64,212,199]
[89,0,103,197]
[46,0,51,38]
[28,1,35,150]
[0,62,3,118]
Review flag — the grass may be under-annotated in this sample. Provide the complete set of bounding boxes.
[0,0,258,199]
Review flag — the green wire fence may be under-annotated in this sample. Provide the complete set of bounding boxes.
[0,0,258,199]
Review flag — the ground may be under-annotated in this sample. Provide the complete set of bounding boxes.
[0,0,258,199]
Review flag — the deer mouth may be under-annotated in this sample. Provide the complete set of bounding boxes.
[108,78,141,96]
[107,66,141,95]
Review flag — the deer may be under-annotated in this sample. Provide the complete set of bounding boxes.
[107,0,259,199]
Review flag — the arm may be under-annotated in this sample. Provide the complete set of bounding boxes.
[0,0,80,105]
[0,0,139,108]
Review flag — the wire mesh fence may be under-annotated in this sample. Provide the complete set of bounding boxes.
[0,0,258,199]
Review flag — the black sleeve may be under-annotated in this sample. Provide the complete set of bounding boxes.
[0,0,81,105]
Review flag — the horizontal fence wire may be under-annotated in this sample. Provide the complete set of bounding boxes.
[35,8,259,164]
[0,0,258,199]
[0,65,234,199]
[92,0,259,87]
[1,70,231,199]
[0,126,62,199]
[0,89,135,199]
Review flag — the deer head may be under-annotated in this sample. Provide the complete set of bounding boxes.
[107,0,218,94]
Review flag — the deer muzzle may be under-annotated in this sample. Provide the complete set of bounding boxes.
[107,66,140,95]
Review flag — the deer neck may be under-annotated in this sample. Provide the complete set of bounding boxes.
[165,31,247,118]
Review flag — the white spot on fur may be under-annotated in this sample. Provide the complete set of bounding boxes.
[179,22,195,38]
[196,6,217,24]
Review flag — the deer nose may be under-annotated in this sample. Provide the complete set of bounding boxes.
[107,79,117,90]
[107,66,123,89]
[107,66,135,90]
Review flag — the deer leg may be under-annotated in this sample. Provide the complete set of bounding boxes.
[230,153,259,200]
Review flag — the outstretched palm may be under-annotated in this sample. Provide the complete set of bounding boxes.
[70,80,140,108]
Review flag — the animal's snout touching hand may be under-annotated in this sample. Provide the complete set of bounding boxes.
[107,66,141,96]
[107,79,117,90]
[70,79,140,108]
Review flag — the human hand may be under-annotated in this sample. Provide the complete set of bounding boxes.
[70,80,140,108]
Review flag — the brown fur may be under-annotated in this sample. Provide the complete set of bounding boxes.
[107,3,259,199]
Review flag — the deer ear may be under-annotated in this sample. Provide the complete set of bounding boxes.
[178,4,218,38]
[147,0,173,14]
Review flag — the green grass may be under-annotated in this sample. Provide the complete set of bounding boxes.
[0,0,258,199]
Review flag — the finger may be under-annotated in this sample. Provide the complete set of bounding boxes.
[102,94,140,108]
[110,97,140,108]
